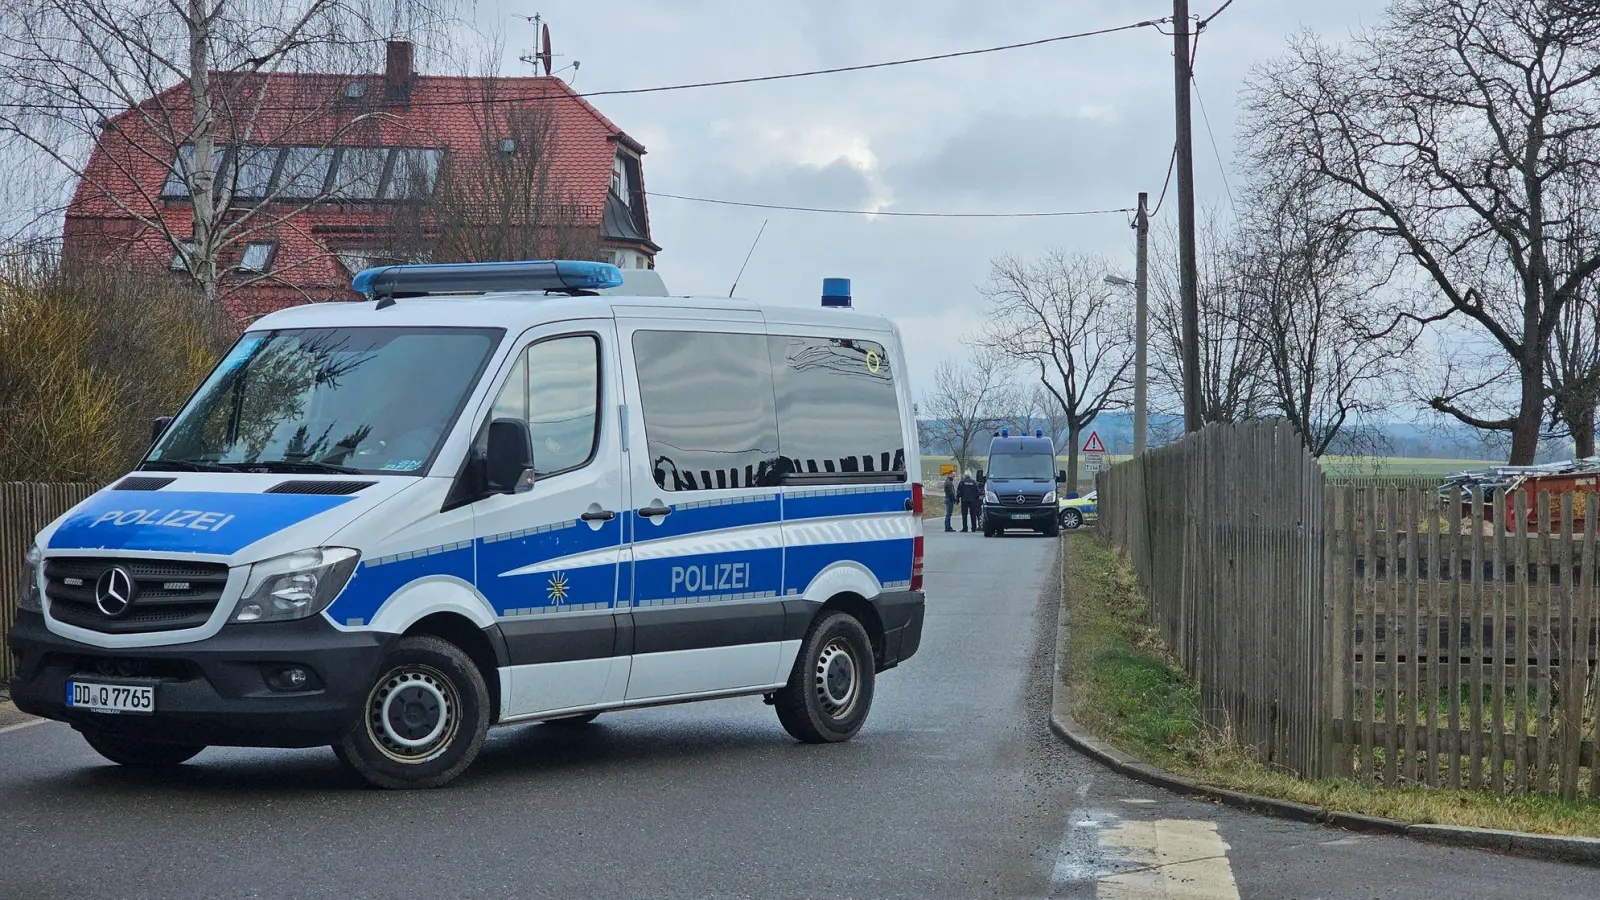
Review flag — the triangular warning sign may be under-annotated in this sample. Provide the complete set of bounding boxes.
[1082,431,1106,453]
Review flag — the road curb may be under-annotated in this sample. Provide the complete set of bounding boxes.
[1047,540,1600,869]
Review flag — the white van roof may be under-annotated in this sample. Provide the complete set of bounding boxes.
[246,291,898,336]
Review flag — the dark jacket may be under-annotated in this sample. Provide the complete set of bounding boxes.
[957,476,980,505]
[943,477,957,502]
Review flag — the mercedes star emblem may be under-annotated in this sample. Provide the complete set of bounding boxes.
[1015,493,1026,505]
[94,566,137,618]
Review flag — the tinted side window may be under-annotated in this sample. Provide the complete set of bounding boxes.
[632,331,780,492]
[769,335,904,480]
[488,335,600,476]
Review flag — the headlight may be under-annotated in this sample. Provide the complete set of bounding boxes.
[232,547,359,624]
[17,543,43,613]
[1043,490,1057,504]
[983,490,998,503]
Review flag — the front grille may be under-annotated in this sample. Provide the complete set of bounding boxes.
[44,557,230,634]
[1000,494,1047,506]
[44,653,200,680]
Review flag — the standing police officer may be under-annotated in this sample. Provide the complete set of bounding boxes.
[957,472,981,533]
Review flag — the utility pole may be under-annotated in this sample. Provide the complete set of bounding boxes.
[1134,191,1149,456]
[1173,0,1201,433]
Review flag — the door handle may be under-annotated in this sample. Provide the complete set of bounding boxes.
[580,509,617,522]
[637,501,673,519]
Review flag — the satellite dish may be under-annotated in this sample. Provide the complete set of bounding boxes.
[540,24,552,75]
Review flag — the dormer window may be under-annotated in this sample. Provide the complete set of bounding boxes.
[611,154,629,206]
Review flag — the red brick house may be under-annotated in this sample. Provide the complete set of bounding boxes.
[63,42,659,321]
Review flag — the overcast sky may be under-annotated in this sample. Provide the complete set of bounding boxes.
[477,1,1390,397]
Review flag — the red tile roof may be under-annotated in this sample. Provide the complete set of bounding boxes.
[64,70,649,321]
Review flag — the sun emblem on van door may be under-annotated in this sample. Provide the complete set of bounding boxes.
[547,572,569,604]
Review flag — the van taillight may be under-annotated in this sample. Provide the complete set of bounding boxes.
[911,482,924,515]
[911,535,924,591]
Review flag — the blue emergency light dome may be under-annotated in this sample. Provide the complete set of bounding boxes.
[1035,429,1044,438]
[821,277,852,308]
[351,259,624,301]
[1001,428,1010,438]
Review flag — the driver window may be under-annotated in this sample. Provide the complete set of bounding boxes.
[487,334,600,476]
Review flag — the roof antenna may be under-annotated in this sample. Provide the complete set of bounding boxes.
[728,218,768,298]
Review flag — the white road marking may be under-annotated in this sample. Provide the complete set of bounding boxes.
[1098,819,1241,899]
[1119,798,1158,805]
[0,717,46,736]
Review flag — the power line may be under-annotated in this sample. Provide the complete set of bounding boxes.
[1152,148,1177,217]
[1191,73,1235,210]
[0,17,1173,115]
[649,191,1135,219]
[1200,0,1239,27]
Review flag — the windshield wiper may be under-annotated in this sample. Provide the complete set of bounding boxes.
[141,459,243,473]
[246,459,365,475]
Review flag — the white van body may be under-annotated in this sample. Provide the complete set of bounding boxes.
[8,263,926,788]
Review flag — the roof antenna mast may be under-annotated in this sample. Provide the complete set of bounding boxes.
[728,218,769,298]
[516,14,555,75]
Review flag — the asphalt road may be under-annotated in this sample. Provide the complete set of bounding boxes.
[0,532,1594,899]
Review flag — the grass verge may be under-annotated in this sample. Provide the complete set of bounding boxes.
[1062,530,1600,838]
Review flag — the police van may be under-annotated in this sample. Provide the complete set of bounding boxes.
[980,429,1066,538]
[7,261,926,789]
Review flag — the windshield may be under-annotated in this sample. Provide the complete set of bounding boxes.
[986,451,1056,481]
[149,326,501,475]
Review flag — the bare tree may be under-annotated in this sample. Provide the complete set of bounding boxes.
[386,72,603,264]
[1023,384,1073,448]
[978,250,1133,487]
[1148,207,1269,427]
[1242,1,1600,464]
[0,0,456,305]
[1233,176,1413,456]
[918,349,1016,475]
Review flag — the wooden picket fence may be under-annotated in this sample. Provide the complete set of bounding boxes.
[1334,485,1600,799]
[0,482,97,684]
[1100,422,1600,798]
[1100,420,1332,780]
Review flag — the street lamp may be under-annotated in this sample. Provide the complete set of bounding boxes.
[1104,274,1147,456]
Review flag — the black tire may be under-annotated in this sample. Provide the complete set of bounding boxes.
[1062,509,1084,531]
[541,712,601,726]
[773,611,876,743]
[335,635,490,789]
[1044,518,1061,538]
[81,731,204,768]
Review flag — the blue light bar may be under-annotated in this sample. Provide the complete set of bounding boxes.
[1035,429,1044,438]
[821,277,852,308]
[351,259,625,298]
[1000,428,1010,438]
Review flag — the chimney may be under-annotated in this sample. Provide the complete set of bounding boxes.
[385,40,414,103]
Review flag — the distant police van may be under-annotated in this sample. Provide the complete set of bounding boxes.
[7,261,926,789]
[981,429,1067,538]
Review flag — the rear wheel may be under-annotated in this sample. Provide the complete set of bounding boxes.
[335,635,489,789]
[81,732,204,768]
[1062,509,1084,531]
[774,611,876,743]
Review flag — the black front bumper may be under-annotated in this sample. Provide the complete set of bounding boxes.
[984,506,1056,529]
[6,610,391,748]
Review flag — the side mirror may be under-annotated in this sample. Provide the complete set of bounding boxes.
[977,469,985,481]
[150,415,174,447]
[486,417,535,494]
[1057,470,1067,483]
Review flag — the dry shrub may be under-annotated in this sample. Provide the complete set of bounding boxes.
[0,252,234,482]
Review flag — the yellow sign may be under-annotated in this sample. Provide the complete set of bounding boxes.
[940,464,957,477]
[865,349,881,374]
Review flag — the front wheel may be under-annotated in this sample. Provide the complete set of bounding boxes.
[82,732,204,768]
[335,635,490,789]
[774,612,876,743]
